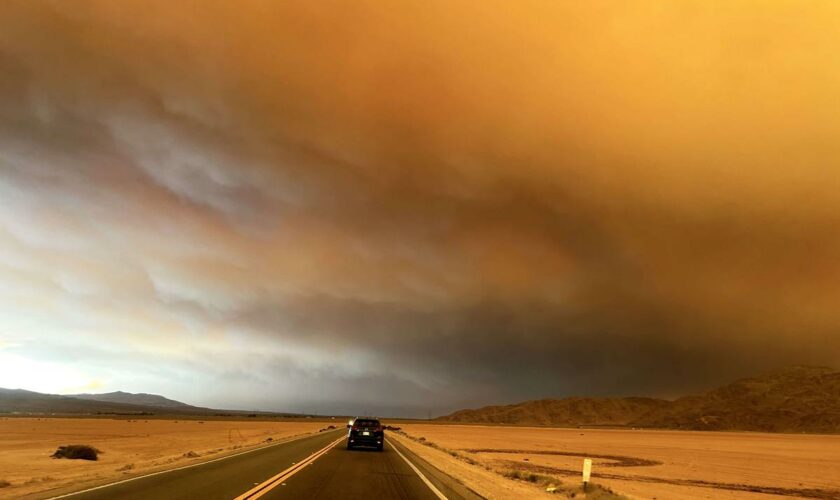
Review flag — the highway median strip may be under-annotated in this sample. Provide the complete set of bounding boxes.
[234,436,344,499]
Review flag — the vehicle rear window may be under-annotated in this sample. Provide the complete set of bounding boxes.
[354,419,379,426]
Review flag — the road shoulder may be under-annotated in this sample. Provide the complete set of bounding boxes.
[387,437,483,500]
[387,433,549,499]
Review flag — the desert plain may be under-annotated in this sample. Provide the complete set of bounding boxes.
[0,417,328,499]
[392,423,840,499]
[2,417,840,499]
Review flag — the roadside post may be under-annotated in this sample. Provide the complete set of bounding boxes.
[582,458,592,491]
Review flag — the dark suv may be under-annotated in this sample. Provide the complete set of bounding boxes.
[346,417,384,451]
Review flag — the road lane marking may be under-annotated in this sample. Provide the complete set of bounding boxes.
[47,430,341,499]
[234,436,343,499]
[387,439,449,500]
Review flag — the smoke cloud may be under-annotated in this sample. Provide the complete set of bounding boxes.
[1,1,838,415]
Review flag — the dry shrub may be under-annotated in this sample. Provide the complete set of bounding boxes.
[51,445,101,461]
[565,483,627,499]
[24,477,54,485]
[503,469,543,483]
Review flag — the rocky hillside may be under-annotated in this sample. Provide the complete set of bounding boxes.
[439,366,840,433]
[443,396,669,426]
[643,366,840,433]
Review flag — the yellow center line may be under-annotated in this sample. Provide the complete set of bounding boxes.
[48,432,327,500]
[234,435,344,500]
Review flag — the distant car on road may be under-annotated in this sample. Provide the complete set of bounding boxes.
[346,417,384,451]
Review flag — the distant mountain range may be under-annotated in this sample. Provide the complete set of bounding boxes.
[0,388,212,415]
[440,366,840,433]
[6,366,839,431]
[0,388,307,417]
[68,391,198,410]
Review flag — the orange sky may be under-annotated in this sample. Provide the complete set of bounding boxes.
[0,1,838,415]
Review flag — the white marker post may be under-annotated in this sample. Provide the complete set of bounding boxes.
[582,458,592,491]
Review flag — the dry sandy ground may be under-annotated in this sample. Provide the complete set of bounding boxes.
[0,417,328,499]
[392,423,840,500]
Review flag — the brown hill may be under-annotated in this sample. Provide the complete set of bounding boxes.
[443,397,669,426]
[641,365,840,433]
[439,366,840,433]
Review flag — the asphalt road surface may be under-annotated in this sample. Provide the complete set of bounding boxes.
[49,430,481,500]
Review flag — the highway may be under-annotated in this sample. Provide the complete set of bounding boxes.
[49,430,481,500]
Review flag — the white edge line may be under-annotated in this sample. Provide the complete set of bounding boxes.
[387,438,448,500]
[47,430,342,499]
